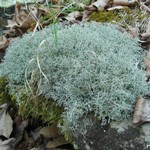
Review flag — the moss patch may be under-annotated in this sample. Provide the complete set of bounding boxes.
[89,10,121,23]
[0,77,12,104]
[89,7,148,26]
[18,92,64,124]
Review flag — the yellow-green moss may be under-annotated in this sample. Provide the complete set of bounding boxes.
[18,93,64,124]
[89,7,148,26]
[0,78,71,142]
[0,77,11,104]
[89,10,121,23]
[18,91,75,142]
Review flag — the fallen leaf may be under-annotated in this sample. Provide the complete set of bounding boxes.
[140,32,150,43]
[65,11,82,23]
[39,125,60,138]
[113,0,138,6]
[144,50,150,81]
[6,20,19,29]
[0,36,9,50]
[13,119,28,147]
[83,0,112,21]
[7,2,38,30]
[85,0,112,12]
[92,0,112,10]
[107,6,124,10]
[0,104,13,138]
[76,2,86,9]
[133,97,145,125]
[133,97,150,125]
[127,26,139,38]
[46,136,68,148]
[0,138,15,150]
[143,99,150,122]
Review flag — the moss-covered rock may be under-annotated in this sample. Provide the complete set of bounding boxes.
[1,22,149,130]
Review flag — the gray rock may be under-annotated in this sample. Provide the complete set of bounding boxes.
[72,116,150,150]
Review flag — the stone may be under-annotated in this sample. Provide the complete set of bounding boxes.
[72,116,150,150]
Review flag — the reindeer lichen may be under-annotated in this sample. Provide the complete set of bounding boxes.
[0,22,149,131]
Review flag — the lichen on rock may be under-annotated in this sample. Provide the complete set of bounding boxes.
[0,22,149,143]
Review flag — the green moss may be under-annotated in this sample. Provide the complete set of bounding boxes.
[17,90,63,124]
[0,77,11,104]
[89,10,121,23]
[0,76,73,143]
[89,7,148,26]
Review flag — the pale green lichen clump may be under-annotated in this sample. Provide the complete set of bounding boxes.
[0,22,149,130]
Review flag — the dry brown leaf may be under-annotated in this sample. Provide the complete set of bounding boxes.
[127,26,139,38]
[6,20,19,28]
[83,0,112,21]
[39,125,60,138]
[133,97,145,125]
[14,2,29,27]
[65,11,82,23]
[0,138,15,150]
[0,36,9,50]
[38,5,51,14]
[0,104,13,138]
[17,7,37,28]
[13,119,28,147]
[107,6,124,10]
[113,0,138,6]
[76,2,86,9]
[144,50,150,81]
[46,136,68,148]
[7,2,38,30]
[92,0,112,10]
[133,97,150,125]
[140,32,150,43]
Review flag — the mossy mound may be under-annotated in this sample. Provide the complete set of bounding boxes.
[1,22,148,133]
